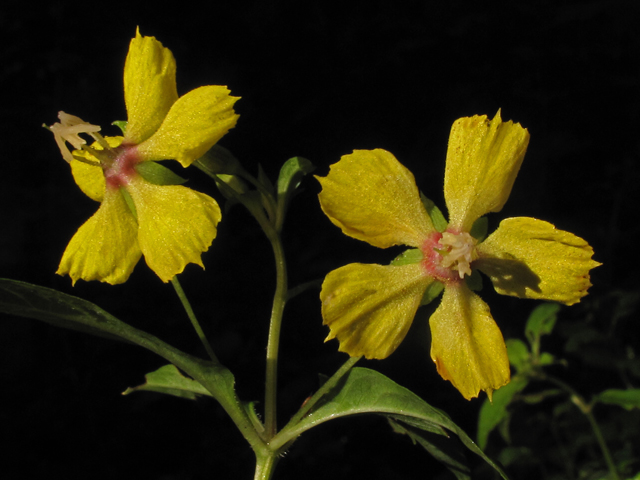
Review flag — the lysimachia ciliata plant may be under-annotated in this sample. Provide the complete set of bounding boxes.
[1,30,599,479]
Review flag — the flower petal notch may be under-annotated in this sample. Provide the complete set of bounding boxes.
[48,29,239,284]
[317,112,599,399]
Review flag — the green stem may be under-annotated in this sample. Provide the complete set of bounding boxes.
[254,451,280,480]
[270,355,361,451]
[264,230,288,440]
[171,276,219,364]
[542,374,620,480]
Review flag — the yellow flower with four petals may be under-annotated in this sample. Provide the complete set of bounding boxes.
[317,111,599,400]
[49,29,239,285]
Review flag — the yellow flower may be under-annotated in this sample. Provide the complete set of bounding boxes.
[317,111,599,400]
[49,29,239,285]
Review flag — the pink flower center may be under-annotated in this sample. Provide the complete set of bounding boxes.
[421,230,478,284]
[103,143,142,189]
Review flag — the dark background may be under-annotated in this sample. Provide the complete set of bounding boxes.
[1,1,639,479]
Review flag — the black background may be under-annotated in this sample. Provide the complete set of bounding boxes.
[1,1,639,479]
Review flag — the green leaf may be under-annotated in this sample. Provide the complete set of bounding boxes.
[420,280,444,306]
[0,279,262,450]
[389,418,471,480]
[391,248,423,266]
[506,339,531,373]
[285,367,507,479]
[594,389,640,410]
[525,302,560,346]
[135,161,187,186]
[0,279,237,405]
[477,376,529,449]
[122,364,213,399]
[421,193,448,232]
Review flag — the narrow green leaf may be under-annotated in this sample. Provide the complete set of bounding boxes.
[0,279,235,400]
[477,376,529,449]
[286,367,507,479]
[123,364,213,399]
[389,418,471,480]
[420,193,448,232]
[594,389,640,410]
[135,161,187,185]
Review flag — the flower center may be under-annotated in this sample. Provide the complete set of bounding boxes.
[421,230,478,283]
[437,231,478,279]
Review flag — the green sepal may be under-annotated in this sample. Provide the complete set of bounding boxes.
[112,120,128,135]
[421,193,448,232]
[195,144,244,175]
[122,364,213,399]
[421,281,444,306]
[135,161,187,186]
[391,248,423,266]
[119,188,138,220]
[465,269,483,291]
[477,375,530,449]
[470,216,488,242]
[594,389,640,410]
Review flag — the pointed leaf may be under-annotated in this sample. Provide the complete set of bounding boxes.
[123,364,213,399]
[285,367,507,479]
[477,376,529,449]
[525,302,560,345]
[594,389,640,410]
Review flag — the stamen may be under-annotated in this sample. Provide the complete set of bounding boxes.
[49,111,101,163]
[438,232,478,279]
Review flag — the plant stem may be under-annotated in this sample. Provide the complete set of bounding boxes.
[543,374,620,480]
[254,451,280,480]
[171,276,219,364]
[270,355,361,451]
[264,229,288,440]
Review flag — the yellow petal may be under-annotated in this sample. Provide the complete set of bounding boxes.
[125,177,222,282]
[57,188,142,285]
[69,137,123,202]
[444,111,530,231]
[136,86,240,167]
[476,217,600,305]
[317,149,435,249]
[321,262,432,359]
[124,28,178,144]
[429,284,510,400]
[70,158,105,202]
